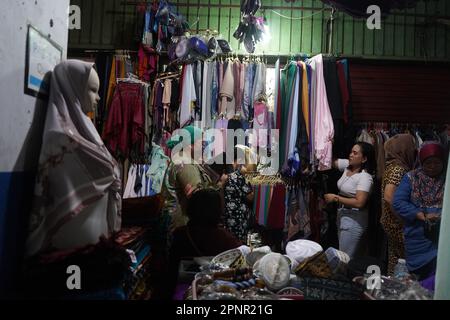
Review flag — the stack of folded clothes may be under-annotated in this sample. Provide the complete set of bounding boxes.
[116,227,154,300]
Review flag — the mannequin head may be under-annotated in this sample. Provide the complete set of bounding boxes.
[82,68,101,114]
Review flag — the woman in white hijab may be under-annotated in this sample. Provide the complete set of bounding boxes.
[25,60,121,257]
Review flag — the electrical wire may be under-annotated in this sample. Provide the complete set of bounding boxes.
[270,8,326,20]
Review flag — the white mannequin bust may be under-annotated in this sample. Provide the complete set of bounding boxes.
[52,68,110,250]
[26,60,122,258]
[82,68,101,114]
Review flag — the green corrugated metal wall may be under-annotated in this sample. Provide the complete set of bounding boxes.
[69,0,450,61]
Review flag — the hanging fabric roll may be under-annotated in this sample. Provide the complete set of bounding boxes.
[220,62,236,119]
[309,54,334,171]
[280,62,297,171]
[273,59,280,128]
[179,64,197,128]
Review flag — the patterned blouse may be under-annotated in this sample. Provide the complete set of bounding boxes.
[381,163,406,234]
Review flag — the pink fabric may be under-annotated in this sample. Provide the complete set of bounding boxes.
[253,101,269,147]
[311,55,334,171]
[214,119,228,156]
[104,82,145,157]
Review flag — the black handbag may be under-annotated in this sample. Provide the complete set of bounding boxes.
[424,218,441,245]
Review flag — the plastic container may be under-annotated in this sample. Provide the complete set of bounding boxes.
[393,259,410,281]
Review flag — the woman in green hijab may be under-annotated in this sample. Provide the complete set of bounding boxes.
[159,126,221,248]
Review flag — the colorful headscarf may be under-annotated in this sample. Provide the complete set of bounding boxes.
[419,141,446,165]
[166,125,203,150]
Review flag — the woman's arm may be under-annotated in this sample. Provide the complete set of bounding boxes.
[325,191,369,209]
[384,184,396,206]
[384,183,398,213]
[393,175,424,223]
[333,159,339,169]
[335,159,349,172]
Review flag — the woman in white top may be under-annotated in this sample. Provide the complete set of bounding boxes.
[324,142,376,259]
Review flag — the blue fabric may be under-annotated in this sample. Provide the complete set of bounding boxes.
[340,59,349,80]
[67,286,127,300]
[243,63,255,121]
[131,245,152,271]
[393,174,439,271]
[0,171,35,297]
[211,61,219,117]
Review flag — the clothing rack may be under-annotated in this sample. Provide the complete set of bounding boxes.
[155,71,181,81]
[117,73,150,85]
[68,48,139,58]
[166,52,342,68]
[354,122,449,130]
[243,173,299,187]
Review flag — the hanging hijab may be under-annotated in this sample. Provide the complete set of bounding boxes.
[384,133,417,171]
[26,60,122,257]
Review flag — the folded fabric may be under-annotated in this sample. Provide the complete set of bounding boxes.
[115,227,147,247]
[286,239,323,264]
[254,253,290,292]
[295,252,333,279]
[325,247,350,275]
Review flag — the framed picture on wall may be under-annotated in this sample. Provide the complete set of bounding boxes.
[24,25,63,99]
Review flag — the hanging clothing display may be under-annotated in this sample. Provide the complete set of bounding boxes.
[138,44,158,82]
[252,182,287,230]
[285,187,311,242]
[103,80,149,160]
[276,54,355,177]
[123,143,170,199]
[124,164,154,198]
[254,184,273,227]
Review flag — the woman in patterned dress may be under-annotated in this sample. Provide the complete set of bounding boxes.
[381,134,417,275]
[223,148,255,242]
[393,142,447,280]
